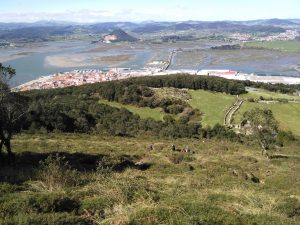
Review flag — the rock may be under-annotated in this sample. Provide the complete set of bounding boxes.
[245,173,260,183]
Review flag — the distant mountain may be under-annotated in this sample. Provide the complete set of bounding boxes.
[130,21,286,34]
[0,21,77,31]
[0,19,296,42]
[288,19,300,24]
[234,18,299,26]
[0,25,77,42]
[263,19,298,26]
[132,24,168,34]
[88,22,138,34]
[103,29,138,42]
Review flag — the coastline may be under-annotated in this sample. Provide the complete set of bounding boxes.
[13,67,300,92]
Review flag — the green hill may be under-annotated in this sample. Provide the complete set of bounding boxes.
[1,74,300,225]
[1,133,298,225]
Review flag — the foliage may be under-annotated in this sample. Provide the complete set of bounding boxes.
[37,154,79,191]
[20,89,240,140]
[0,63,29,162]
[243,108,278,151]
[276,131,296,147]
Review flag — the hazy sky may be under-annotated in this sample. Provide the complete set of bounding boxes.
[1,0,300,23]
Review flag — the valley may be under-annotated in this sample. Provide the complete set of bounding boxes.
[1,12,300,225]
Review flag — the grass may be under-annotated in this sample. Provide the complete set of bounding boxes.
[245,41,300,53]
[188,90,236,126]
[99,89,300,138]
[235,88,300,137]
[99,99,166,121]
[234,102,300,137]
[241,88,300,101]
[0,133,299,224]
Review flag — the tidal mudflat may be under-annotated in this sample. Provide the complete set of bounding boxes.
[2,40,300,86]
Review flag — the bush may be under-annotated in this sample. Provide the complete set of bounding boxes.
[276,131,295,146]
[37,154,79,191]
[96,156,113,179]
[0,183,18,197]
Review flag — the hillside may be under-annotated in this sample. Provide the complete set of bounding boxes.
[0,19,296,42]
[1,74,300,225]
[102,29,138,43]
[1,132,299,224]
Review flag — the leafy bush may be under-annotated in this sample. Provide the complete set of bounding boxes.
[96,156,113,179]
[0,183,19,197]
[276,131,295,146]
[36,154,78,191]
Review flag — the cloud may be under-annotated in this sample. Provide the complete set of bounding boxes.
[0,8,193,23]
[0,5,298,23]
[0,10,114,23]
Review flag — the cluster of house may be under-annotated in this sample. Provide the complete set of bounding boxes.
[258,30,299,41]
[14,67,300,92]
[14,68,158,91]
[229,30,299,42]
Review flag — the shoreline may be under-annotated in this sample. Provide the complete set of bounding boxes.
[13,68,300,92]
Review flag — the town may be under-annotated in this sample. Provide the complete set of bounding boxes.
[14,67,300,92]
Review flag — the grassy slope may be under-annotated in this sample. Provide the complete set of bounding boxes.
[99,99,166,121]
[241,88,300,100]
[188,90,236,126]
[1,133,299,224]
[245,41,300,53]
[100,89,300,136]
[234,102,300,136]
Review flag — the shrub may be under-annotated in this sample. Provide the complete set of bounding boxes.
[96,156,113,179]
[0,183,18,197]
[36,154,78,191]
[276,131,295,146]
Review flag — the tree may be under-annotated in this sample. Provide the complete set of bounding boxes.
[0,63,28,164]
[243,108,278,157]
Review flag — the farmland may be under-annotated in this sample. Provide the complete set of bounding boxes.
[245,41,300,53]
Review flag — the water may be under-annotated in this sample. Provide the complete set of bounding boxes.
[2,41,153,86]
[2,41,300,87]
[170,49,300,77]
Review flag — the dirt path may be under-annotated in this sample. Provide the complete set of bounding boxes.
[224,97,245,127]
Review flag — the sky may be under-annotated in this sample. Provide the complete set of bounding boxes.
[0,0,300,23]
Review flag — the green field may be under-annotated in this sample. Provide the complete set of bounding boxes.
[100,89,300,137]
[99,89,238,126]
[241,88,300,100]
[188,90,236,126]
[99,99,166,121]
[245,41,300,53]
[234,102,300,137]
[0,133,298,224]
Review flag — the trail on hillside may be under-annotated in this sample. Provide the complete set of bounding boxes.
[224,97,245,127]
